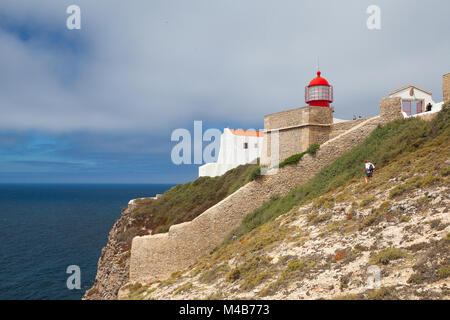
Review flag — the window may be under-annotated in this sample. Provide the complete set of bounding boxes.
[402,101,411,116]
[244,142,248,149]
[402,100,423,116]
[306,85,331,102]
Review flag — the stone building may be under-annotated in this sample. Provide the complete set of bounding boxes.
[443,73,450,104]
[380,73,449,122]
[199,128,263,177]
[388,85,443,117]
[261,71,334,166]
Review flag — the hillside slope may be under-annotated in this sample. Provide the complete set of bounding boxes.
[83,164,257,300]
[120,106,450,300]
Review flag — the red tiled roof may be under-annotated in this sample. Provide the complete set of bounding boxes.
[228,129,264,137]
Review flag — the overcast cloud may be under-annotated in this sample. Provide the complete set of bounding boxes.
[0,0,449,182]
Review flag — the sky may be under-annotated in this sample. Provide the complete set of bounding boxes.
[0,0,449,184]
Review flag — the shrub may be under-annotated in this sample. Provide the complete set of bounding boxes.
[199,264,230,283]
[279,153,306,168]
[173,282,193,295]
[248,166,263,181]
[359,196,375,207]
[370,248,406,265]
[440,167,450,176]
[367,287,396,300]
[408,273,425,284]
[438,266,450,279]
[306,143,320,155]
[226,268,241,282]
[278,144,320,168]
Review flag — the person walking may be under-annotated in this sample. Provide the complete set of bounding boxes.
[365,160,375,183]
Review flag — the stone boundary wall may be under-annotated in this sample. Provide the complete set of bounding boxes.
[380,97,402,121]
[329,118,367,140]
[129,115,383,284]
[443,73,450,104]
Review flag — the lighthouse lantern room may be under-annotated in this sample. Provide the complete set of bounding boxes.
[305,71,333,107]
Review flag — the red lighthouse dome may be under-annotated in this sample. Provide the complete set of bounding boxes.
[305,71,333,107]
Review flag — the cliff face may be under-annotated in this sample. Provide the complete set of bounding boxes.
[83,164,257,300]
[83,205,134,300]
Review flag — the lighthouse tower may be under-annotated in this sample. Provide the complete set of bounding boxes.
[305,71,333,107]
[261,70,334,166]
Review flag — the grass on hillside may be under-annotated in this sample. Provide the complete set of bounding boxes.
[227,105,450,240]
[128,163,258,235]
[279,143,320,168]
[248,144,321,181]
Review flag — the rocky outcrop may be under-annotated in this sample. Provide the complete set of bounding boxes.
[83,204,135,300]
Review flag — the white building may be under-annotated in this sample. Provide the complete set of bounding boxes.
[389,85,444,118]
[199,128,264,177]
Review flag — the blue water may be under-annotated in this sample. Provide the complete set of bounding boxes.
[0,183,173,300]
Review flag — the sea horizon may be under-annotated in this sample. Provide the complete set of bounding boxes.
[0,183,174,300]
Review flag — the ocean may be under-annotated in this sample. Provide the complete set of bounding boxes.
[0,183,173,300]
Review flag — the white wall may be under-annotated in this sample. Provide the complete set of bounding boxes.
[389,87,435,111]
[199,128,263,177]
[389,86,444,118]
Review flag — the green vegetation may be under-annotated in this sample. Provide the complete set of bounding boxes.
[370,248,407,265]
[438,266,450,279]
[362,201,391,227]
[259,257,316,297]
[121,282,149,300]
[225,256,271,291]
[199,264,230,283]
[333,293,360,300]
[407,273,425,284]
[367,287,396,300]
[279,143,320,168]
[173,282,193,295]
[389,174,442,199]
[248,165,264,181]
[441,166,450,176]
[228,105,450,240]
[359,196,375,207]
[124,163,257,240]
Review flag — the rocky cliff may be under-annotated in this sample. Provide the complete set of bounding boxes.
[83,164,257,300]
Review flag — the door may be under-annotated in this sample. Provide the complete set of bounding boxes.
[402,100,423,116]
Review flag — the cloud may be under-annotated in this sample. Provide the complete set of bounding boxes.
[0,0,448,133]
[0,1,448,183]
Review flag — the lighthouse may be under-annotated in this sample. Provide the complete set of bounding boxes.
[305,71,333,107]
[262,70,334,166]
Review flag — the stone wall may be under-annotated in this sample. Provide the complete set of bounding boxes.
[129,115,383,284]
[261,106,332,166]
[443,73,450,104]
[380,97,402,121]
[329,118,367,140]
